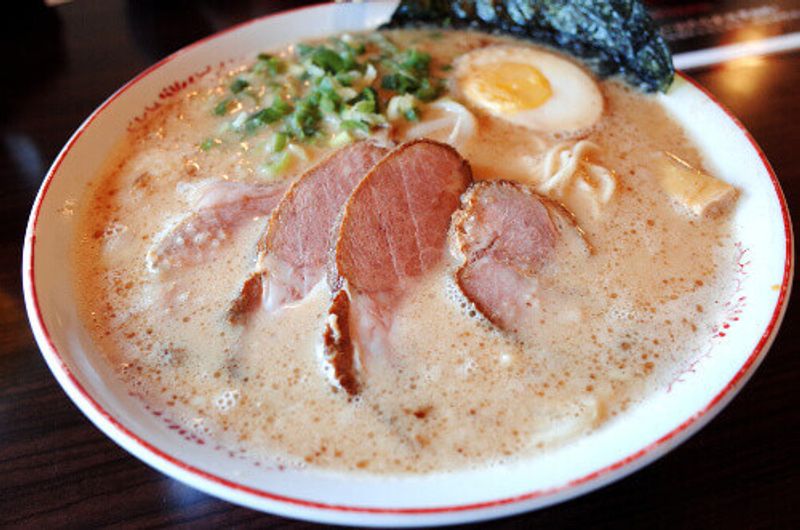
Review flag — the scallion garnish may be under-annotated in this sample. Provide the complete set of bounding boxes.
[213,98,232,116]
[230,78,250,94]
[209,33,443,151]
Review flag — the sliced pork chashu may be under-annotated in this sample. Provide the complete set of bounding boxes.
[147,180,288,273]
[228,142,390,323]
[324,139,473,395]
[451,180,590,333]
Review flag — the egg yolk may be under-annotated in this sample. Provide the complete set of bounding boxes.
[462,62,552,114]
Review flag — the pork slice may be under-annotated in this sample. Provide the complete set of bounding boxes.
[147,180,287,272]
[227,142,390,323]
[451,180,590,333]
[323,139,473,395]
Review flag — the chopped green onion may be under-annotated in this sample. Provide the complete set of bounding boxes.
[213,98,232,116]
[207,32,442,149]
[245,98,293,133]
[317,76,342,101]
[352,99,375,114]
[296,43,315,58]
[270,132,288,153]
[319,93,338,114]
[341,120,369,132]
[254,54,285,76]
[330,131,353,148]
[338,48,360,72]
[287,143,309,161]
[230,78,250,94]
[362,62,377,84]
[311,47,345,73]
[400,49,431,74]
[264,151,293,177]
[335,71,356,86]
[230,111,248,131]
[386,94,419,122]
[287,99,321,139]
[414,78,440,101]
[338,86,359,101]
[334,35,366,55]
[350,87,378,113]
[269,59,285,75]
[381,72,420,94]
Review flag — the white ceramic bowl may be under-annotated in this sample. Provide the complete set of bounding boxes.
[23,1,793,526]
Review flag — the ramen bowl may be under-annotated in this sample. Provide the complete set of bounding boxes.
[22,1,792,526]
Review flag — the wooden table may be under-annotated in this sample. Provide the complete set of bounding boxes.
[2,1,797,527]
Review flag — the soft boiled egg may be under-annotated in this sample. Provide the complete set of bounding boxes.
[452,46,604,135]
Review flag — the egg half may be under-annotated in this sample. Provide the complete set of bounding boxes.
[452,46,604,135]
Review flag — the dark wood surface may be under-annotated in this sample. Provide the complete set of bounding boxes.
[1,1,797,528]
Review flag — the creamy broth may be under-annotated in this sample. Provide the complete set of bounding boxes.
[74,30,734,473]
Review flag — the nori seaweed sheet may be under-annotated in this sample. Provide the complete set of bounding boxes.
[381,0,674,93]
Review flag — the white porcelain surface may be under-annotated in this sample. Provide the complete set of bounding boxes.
[22,1,793,526]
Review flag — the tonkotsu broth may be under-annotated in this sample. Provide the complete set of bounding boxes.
[74,30,735,473]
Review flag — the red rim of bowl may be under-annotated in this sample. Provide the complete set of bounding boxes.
[22,2,794,518]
